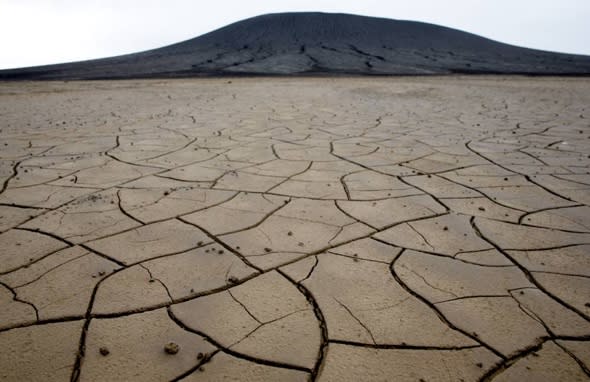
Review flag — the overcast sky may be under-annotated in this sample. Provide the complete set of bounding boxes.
[1,0,589,70]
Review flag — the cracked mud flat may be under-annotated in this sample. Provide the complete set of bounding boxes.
[0,76,589,381]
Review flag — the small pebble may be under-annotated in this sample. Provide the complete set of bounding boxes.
[99,347,110,356]
[164,342,180,355]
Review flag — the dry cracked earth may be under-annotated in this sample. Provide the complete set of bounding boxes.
[1,76,589,381]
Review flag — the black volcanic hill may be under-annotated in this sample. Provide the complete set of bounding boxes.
[3,12,590,79]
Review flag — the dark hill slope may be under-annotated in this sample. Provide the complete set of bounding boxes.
[2,12,590,79]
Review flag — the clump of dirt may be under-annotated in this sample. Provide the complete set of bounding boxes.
[228,276,239,284]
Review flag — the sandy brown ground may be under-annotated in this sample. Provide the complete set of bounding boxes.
[0,76,589,381]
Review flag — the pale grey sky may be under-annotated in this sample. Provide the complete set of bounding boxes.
[1,0,589,70]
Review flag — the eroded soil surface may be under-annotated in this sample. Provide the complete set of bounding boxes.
[1,77,589,381]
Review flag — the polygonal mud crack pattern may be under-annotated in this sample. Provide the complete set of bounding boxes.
[171,271,321,370]
[1,77,589,381]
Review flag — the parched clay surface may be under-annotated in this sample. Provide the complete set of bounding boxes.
[1,77,589,381]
